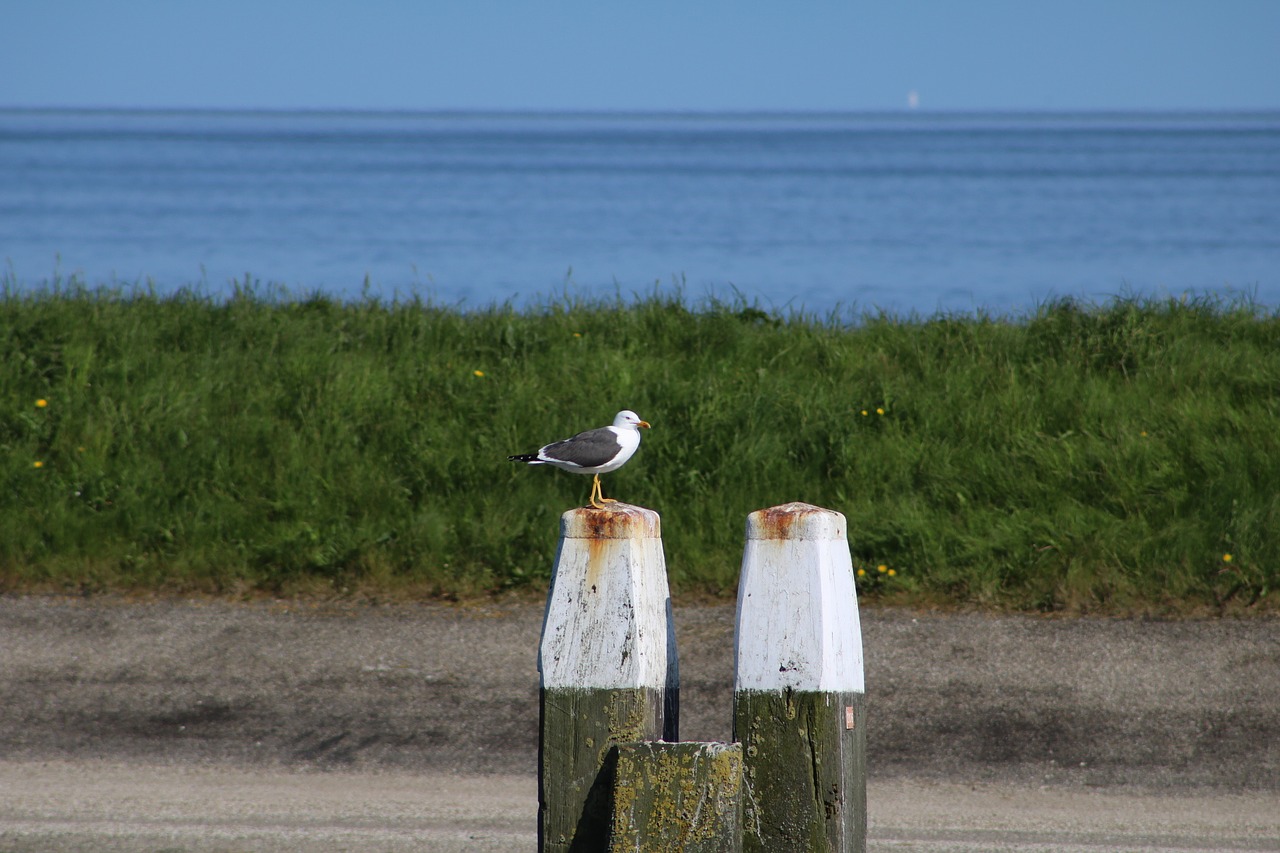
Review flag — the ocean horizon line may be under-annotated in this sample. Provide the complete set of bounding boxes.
[4,104,1279,121]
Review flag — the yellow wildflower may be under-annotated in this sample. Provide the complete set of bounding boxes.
[473,370,485,378]
[35,399,48,408]
[33,461,44,469]
[1223,553,1233,563]
[877,564,888,573]
[876,407,885,415]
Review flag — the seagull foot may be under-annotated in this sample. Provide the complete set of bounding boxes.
[587,474,611,509]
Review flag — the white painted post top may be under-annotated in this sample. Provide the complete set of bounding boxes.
[560,502,661,540]
[735,502,865,694]
[540,503,676,691]
[746,501,846,541]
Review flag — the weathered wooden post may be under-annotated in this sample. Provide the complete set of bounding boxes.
[733,502,867,853]
[538,503,678,852]
[609,741,744,852]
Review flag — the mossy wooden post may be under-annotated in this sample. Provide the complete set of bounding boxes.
[538,503,678,853]
[733,502,867,853]
[609,741,743,852]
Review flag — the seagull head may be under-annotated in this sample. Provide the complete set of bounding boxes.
[614,410,651,430]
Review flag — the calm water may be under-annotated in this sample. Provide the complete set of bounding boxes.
[3,109,1279,316]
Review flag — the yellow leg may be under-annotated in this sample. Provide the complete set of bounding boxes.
[588,474,618,509]
[596,474,618,506]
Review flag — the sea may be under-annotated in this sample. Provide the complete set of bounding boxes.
[3,108,1278,318]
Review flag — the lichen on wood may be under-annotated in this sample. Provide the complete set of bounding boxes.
[609,741,743,852]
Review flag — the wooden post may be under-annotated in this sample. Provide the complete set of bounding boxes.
[732,502,867,853]
[538,503,678,853]
[609,741,743,852]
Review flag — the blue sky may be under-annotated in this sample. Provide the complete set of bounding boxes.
[3,1,1278,112]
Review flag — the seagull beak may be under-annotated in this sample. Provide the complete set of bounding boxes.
[638,420,651,429]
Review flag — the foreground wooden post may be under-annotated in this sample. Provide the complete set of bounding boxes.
[538,503,678,853]
[610,741,743,852]
[733,502,867,853]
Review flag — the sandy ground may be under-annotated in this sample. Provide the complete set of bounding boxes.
[1,595,1277,851]
[2,762,1277,852]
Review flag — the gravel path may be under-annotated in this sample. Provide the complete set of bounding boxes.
[1,595,1276,850]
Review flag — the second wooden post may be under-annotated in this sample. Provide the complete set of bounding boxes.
[733,502,867,853]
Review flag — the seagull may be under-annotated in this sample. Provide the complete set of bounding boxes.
[509,410,651,509]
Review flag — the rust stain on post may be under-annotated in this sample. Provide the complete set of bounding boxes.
[747,502,845,542]
[586,537,610,590]
[753,505,797,540]
[563,505,660,589]
[563,503,661,541]
[584,508,632,540]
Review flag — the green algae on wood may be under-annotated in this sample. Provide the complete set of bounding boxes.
[734,689,866,852]
[609,741,743,852]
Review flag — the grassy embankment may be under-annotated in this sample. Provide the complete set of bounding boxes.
[2,280,1277,613]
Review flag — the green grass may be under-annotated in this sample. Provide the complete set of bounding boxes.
[3,276,1278,613]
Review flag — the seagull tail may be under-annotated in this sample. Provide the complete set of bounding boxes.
[508,453,544,464]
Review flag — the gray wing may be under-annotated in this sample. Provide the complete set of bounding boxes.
[539,427,622,468]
